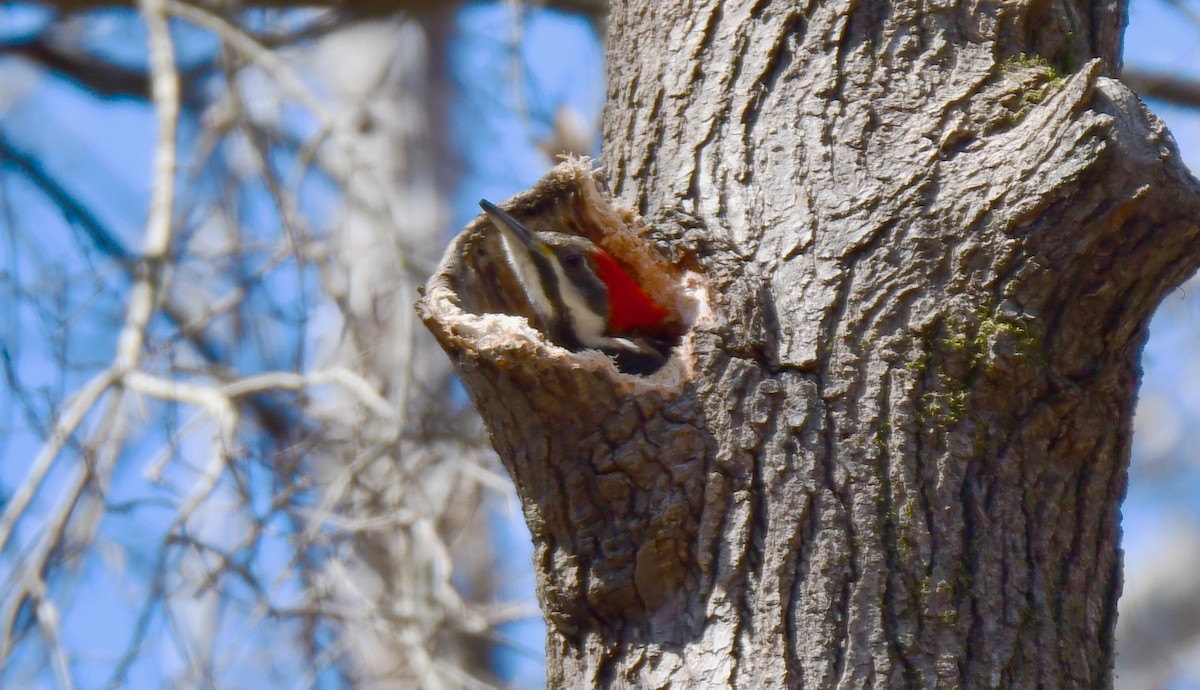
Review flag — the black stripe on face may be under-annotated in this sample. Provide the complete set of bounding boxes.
[556,248,611,324]
[527,249,580,349]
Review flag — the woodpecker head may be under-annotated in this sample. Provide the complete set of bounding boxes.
[479,199,673,374]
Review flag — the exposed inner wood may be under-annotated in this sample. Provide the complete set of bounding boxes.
[418,0,1200,687]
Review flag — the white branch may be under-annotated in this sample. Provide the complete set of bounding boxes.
[36,594,74,690]
[0,369,117,555]
[116,0,179,370]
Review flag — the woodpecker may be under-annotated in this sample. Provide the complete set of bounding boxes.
[479,199,673,375]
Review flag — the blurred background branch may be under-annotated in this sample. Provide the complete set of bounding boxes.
[0,0,1198,689]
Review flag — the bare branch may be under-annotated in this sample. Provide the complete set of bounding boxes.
[0,34,213,102]
[34,595,73,690]
[1,3,526,686]
[1122,66,1200,110]
[0,368,117,556]
[116,0,180,370]
[23,0,609,21]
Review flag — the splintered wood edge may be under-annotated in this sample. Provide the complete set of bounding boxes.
[418,158,712,395]
[565,159,688,316]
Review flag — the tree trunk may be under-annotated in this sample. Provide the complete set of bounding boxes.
[420,0,1200,687]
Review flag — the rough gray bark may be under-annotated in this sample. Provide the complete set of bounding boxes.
[421,0,1200,688]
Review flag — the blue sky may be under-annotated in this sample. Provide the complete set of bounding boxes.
[2,1,1200,688]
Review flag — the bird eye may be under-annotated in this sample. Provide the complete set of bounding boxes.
[563,252,585,270]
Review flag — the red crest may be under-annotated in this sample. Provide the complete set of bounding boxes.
[589,250,670,333]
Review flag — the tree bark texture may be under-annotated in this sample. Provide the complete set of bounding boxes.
[421,0,1200,688]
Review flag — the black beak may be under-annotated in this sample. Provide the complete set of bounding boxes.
[479,199,543,252]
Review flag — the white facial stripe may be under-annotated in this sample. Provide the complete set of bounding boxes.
[548,259,608,347]
[499,232,554,323]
